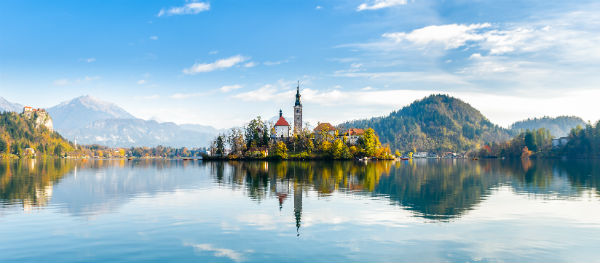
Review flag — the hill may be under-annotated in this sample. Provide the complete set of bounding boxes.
[339,94,510,153]
[510,116,586,137]
[0,111,73,158]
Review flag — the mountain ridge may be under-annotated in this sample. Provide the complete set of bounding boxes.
[340,94,511,153]
[509,116,586,137]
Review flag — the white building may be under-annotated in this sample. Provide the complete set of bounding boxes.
[274,109,291,139]
[344,128,365,145]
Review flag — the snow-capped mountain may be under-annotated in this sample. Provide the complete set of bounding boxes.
[0,97,24,112]
[43,95,218,148]
[48,95,136,132]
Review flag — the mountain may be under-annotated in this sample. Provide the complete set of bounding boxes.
[339,94,511,153]
[179,124,220,134]
[510,116,586,137]
[0,97,23,113]
[63,119,214,148]
[44,95,218,148]
[47,95,135,132]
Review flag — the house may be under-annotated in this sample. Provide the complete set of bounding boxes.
[314,122,337,140]
[413,152,428,158]
[24,148,36,157]
[273,109,292,139]
[343,128,365,145]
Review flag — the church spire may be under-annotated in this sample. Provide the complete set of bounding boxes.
[295,81,301,106]
[293,81,302,134]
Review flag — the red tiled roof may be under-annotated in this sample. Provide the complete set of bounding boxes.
[275,116,290,126]
[347,128,365,135]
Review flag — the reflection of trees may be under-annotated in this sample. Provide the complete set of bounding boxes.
[2,158,599,221]
[0,159,77,208]
[508,159,600,197]
[374,160,507,220]
[206,159,600,221]
[0,159,205,213]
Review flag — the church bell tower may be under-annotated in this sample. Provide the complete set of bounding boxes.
[293,82,302,134]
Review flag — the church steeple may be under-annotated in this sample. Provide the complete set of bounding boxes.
[293,81,302,134]
[295,81,301,107]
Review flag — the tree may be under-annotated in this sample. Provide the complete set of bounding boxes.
[216,135,225,156]
[331,139,345,159]
[358,128,381,157]
[227,128,246,156]
[272,141,288,159]
[245,116,269,148]
[0,137,6,153]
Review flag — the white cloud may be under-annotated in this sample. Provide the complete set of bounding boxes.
[149,36,158,40]
[135,94,160,100]
[220,84,243,93]
[233,84,281,102]
[263,58,292,66]
[183,55,248,74]
[184,243,244,262]
[158,2,210,17]
[53,79,70,86]
[357,0,407,11]
[382,23,491,49]
[316,5,322,10]
[137,79,146,85]
[84,57,96,63]
[243,61,256,68]
[170,92,205,99]
[53,76,100,86]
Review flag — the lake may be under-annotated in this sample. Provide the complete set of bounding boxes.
[1,159,599,262]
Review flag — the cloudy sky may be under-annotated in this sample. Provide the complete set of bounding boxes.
[1,0,599,128]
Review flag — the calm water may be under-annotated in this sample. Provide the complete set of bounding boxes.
[1,159,600,262]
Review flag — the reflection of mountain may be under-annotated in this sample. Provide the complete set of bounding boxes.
[50,161,209,216]
[374,160,507,220]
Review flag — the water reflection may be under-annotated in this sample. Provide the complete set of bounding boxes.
[1,159,599,223]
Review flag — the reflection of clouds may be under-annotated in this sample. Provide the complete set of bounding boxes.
[185,243,244,262]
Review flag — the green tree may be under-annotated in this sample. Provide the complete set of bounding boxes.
[358,128,381,157]
[272,141,288,159]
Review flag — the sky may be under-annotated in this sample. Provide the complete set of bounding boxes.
[1,0,599,129]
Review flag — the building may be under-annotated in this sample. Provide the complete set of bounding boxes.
[273,109,292,139]
[414,152,429,158]
[343,128,365,145]
[293,82,302,134]
[22,106,53,132]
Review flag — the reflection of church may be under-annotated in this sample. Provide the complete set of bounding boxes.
[293,182,302,236]
[273,178,303,236]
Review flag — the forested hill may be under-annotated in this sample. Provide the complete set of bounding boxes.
[510,116,586,137]
[0,112,73,158]
[339,94,510,153]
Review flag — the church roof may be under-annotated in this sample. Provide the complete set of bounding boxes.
[275,116,290,126]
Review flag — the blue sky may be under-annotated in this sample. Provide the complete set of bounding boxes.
[1,0,599,128]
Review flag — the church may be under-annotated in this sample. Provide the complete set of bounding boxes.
[273,84,302,139]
